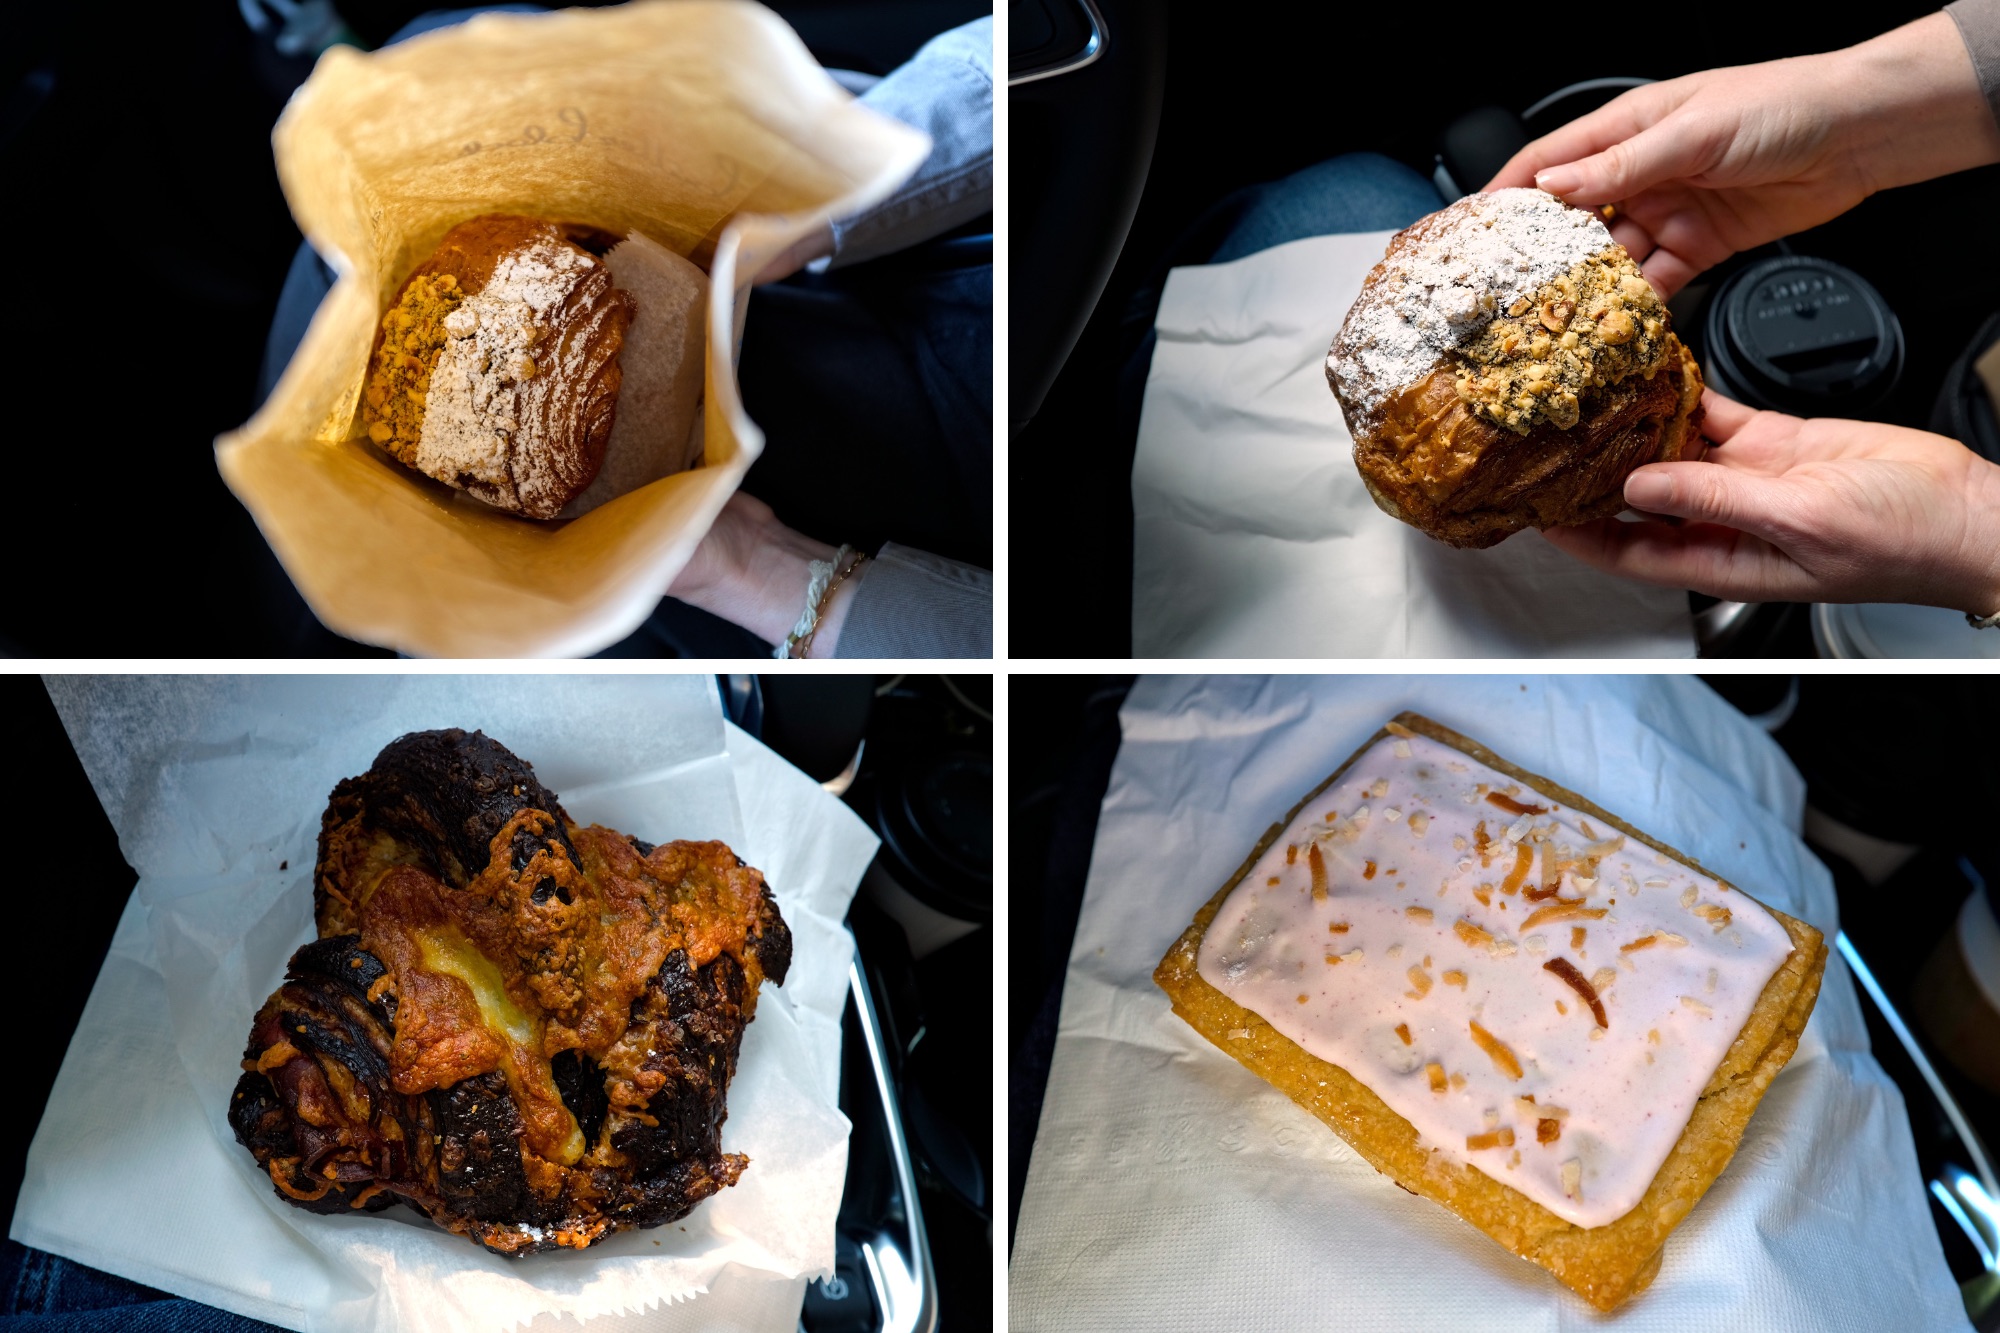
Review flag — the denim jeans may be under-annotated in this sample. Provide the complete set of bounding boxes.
[0,1241,283,1332]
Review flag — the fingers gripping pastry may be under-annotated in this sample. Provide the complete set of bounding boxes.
[1154,714,1825,1311]
[1327,190,1704,548]
[361,216,708,520]
[228,729,790,1255]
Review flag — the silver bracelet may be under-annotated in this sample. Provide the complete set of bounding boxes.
[774,545,862,659]
[1970,608,2000,630]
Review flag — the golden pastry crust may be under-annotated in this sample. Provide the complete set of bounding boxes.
[1154,713,1826,1312]
[1329,205,1706,550]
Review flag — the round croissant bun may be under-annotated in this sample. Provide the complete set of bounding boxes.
[1326,189,1703,550]
[362,215,707,521]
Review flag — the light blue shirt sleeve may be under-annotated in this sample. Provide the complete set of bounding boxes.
[829,17,994,267]
[833,543,992,658]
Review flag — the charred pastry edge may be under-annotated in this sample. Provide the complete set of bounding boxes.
[1152,711,1827,1312]
[237,730,793,1257]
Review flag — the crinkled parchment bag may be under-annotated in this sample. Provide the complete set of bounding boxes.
[215,1,929,657]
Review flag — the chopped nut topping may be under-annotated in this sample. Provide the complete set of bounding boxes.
[1466,1127,1516,1151]
[1368,778,1391,798]
[1329,922,1350,934]
[1266,876,1279,886]
[1538,1118,1562,1144]
[1406,906,1434,921]
[1680,885,1699,909]
[1591,967,1617,993]
[1696,903,1733,931]
[1384,807,1404,822]
[1406,965,1434,999]
[1427,1062,1448,1093]
[1468,1019,1524,1079]
[1286,845,1298,865]
[1474,886,1493,907]
[1393,740,1412,759]
[1570,926,1587,950]
[1409,811,1431,835]
[1297,994,1309,1004]
[1454,919,1495,949]
[1561,1158,1582,1200]
[1680,996,1712,1016]
[1442,969,1468,988]
[1307,842,1329,901]
[1363,860,1377,880]
[1395,1022,1413,1045]
[1648,1028,1661,1044]
[1450,1072,1467,1090]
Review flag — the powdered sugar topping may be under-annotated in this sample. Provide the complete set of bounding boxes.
[1328,189,1612,415]
[416,238,590,509]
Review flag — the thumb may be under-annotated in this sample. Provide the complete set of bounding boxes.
[1534,118,1713,205]
[1623,463,1804,541]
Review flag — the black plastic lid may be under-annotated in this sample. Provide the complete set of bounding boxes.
[871,751,991,924]
[1702,256,1903,414]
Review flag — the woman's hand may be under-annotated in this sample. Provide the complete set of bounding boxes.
[1485,13,2000,296]
[1542,389,2000,616]
[667,492,864,655]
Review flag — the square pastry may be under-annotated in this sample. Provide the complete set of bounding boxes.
[1154,713,1827,1311]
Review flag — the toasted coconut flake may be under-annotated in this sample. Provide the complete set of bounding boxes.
[1520,902,1608,929]
[1329,922,1350,934]
[1442,969,1468,989]
[1449,1071,1467,1090]
[1644,877,1670,889]
[1343,948,1365,964]
[1537,1118,1562,1144]
[1265,876,1280,886]
[1406,965,1434,999]
[1409,811,1431,836]
[1394,1022,1413,1045]
[1427,1062,1447,1093]
[1591,967,1617,993]
[1579,819,1599,839]
[1474,886,1493,907]
[1561,1159,1582,1200]
[1680,885,1699,909]
[1501,844,1534,895]
[1297,993,1309,1004]
[1308,842,1329,901]
[1394,740,1413,759]
[1524,934,1548,955]
[1325,953,1339,964]
[1468,1020,1524,1079]
[1659,932,1689,947]
[1696,903,1733,930]
[1680,995,1712,1015]
[1706,967,1718,993]
[1620,933,1659,953]
[1466,1127,1516,1151]
[1406,906,1434,921]
[1384,807,1404,822]
[1544,956,1609,1027]
[1384,720,1417,738]
[1363,860,1377,880]
[1647,1028,1661,1044]
[1570,926,1587,950]
[1454,918,1494,949]
[1504,816,1532,843]
[1555,999,1568,1014]
[1485,791,1548,817]
[1369,778,1391,798]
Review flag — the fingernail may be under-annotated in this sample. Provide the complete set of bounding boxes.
[1535,167,1579,197]
[1625,472,1672,509]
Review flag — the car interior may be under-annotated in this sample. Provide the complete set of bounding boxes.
[6,673,991,1333]
[0,0,986,658]
[1009,675,2000,1329]
[1009,0,2000,658]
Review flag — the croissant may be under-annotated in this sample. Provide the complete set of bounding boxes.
[227,729,790,1256]
[1327,189,1703,549]
[360,215,707,520]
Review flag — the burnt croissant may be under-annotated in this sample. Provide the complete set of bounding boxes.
[228,729,790,1256]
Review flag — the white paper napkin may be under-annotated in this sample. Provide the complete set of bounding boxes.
[1011,676,1967,1331]
[1132,234,1697,657]
[16,676,879,1333]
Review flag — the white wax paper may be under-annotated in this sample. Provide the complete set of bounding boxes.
[16,676,879,1333]
[1010,676,1968,1331]
[1131,234,1697,657]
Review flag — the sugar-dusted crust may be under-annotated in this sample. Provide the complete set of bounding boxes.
[1153,713,1826,1312]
